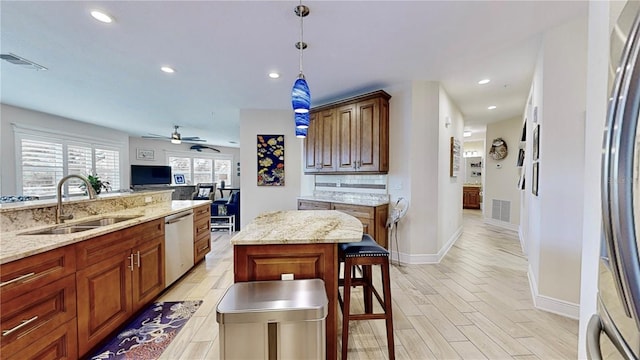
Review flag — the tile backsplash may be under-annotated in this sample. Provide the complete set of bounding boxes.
[314,174,387,194]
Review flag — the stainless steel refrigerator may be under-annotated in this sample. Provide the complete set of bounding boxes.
[588,1,640,359]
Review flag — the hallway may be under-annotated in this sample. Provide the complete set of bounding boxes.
[157,209,578,359]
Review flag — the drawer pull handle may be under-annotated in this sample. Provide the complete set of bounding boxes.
[2,316,38,336]
[136,251,141,268]
[0,272,36,288]
[128,254,134,271]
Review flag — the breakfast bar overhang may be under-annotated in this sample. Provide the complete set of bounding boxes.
[231,210,363,360]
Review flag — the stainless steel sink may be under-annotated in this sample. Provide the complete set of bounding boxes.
[20,215,142,235]
[73,216,141,227]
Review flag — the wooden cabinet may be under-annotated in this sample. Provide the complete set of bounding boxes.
[297,200,389,249]
[297,199,331,210]
[75,219,165,356]
[463,186,481,209]
[0,246,77,360]
[193,204,211,263]
[305,109,337,172]
[305,90,390,174]
[234,243,337,360]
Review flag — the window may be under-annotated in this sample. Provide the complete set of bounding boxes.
[167,153,233,187]
[168,157,192,184]
[214,159,231,187]
[16,128,123,198]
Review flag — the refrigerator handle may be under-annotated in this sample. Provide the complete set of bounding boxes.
[586,315,603,360]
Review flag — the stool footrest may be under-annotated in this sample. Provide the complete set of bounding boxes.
[346,314,389,321]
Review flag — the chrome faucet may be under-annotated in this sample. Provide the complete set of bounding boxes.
[56,174,97,223]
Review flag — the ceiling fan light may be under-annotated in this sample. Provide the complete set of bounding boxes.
[292,77,310,113]
[295,127,307,138]
[171,138,181,144]
[295,112,309,129]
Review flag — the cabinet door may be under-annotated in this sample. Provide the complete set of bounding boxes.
[355,98,382,172]
[76,252,132,356]
[336,103,358,171]
[132,236,165,312]
[317,109,336,171]
[304,112,320,172]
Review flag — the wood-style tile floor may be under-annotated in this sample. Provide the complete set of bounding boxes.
[157,209,578,359]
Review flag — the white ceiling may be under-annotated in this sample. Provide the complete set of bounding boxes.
[0,1,587,148]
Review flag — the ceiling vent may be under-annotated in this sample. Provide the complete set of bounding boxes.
[0,53,47,71]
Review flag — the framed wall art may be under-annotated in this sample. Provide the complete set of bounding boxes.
[533,124,540,161]
[450,137,461,177]
[532,162,539,196]
[136,148,155,161]
[257,135,285,186]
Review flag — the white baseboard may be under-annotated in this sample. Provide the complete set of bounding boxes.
[390,225,463,265]
[483,217,519,232]
[527,264,580,319]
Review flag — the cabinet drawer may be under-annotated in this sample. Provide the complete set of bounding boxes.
[297,200,331,210]
[331,203,374,219]
[194,217,211,239]
[0,246,75,302]
[6,318,77,360]
[1,274,76,355]
[194,236,211,263]
[194,204,211,221]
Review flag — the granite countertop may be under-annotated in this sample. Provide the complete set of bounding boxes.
[231,210,363,245]
[0,200,210,265]
[297,195,389,207]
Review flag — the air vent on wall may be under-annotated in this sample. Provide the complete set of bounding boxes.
[0,53,47,71]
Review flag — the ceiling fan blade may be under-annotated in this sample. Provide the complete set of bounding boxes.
[142,134,169,139]
[182,138,207,143]
[182,136,202,141]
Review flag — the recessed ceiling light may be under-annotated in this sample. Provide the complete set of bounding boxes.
[268,72,280,79]
[161,66,175,73]
[478,79,491,85]
[90,10,113,23]
[488,105,497,110]
[464,131,472,137]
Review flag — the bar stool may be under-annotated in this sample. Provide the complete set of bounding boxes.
[338,234,394,360]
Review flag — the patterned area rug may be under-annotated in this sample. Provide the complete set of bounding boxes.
[90,300,202,360]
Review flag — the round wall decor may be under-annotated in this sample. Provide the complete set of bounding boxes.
[489,138,508,160]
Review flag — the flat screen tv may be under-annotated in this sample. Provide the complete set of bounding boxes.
[131,165,172,186]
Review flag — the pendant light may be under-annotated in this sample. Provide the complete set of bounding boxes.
[296,127,308,138]
[291,2,310,115]
[295,112,309,129]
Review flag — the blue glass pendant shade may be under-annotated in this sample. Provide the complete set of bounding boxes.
[292,77,311,113]
[295,112,310,129]
[296,127,308,138]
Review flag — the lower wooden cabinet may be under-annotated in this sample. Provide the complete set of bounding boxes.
[193,204,211,263]
[75,220,165,356]
[0,246,77,360]
[463,186,481,209]
[298,200,389,248]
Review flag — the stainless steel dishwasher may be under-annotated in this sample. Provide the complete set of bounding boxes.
[164,210,194,286]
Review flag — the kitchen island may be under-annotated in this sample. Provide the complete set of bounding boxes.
[231,210,363,360]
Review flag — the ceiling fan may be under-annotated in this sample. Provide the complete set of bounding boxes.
[142,125,206,144]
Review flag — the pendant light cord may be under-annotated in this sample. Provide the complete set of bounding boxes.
[299,1,304,77]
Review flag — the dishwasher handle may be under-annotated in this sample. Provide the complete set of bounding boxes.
[166,211,194,225]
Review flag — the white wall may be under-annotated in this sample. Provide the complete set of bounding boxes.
[386,81,464,264]
[239,109,302,227]
[438,86,464,251]
[484,117,522,229]
[128,137,241,187]
[0,104,130,194]
[522,14,588,318]
[578,1,625,357]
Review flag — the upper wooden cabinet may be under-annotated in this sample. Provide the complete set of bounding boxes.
[305,90,390,174]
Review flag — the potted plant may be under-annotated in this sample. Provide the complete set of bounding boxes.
[82,174,111,195]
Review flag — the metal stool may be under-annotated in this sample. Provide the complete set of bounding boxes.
[338,234,394,360]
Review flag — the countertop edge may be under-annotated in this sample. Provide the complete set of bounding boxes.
[297,196,389,207]
[0,200,211,265]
